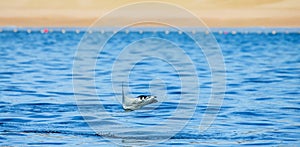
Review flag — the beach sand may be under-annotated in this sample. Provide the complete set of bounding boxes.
[0,0,299,27]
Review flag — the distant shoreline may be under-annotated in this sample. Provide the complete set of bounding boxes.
[1,0,299,27]
[1,27,299,34]
[0,17,299,28]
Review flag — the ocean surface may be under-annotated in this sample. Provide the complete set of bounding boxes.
[0,28,299,146]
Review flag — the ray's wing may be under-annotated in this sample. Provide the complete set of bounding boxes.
[126,97,145,105]
[131,98,144,105]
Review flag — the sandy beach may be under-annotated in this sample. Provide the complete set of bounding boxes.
[0,0,299,27]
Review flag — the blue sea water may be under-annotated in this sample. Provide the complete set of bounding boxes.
[0,28,299,146]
